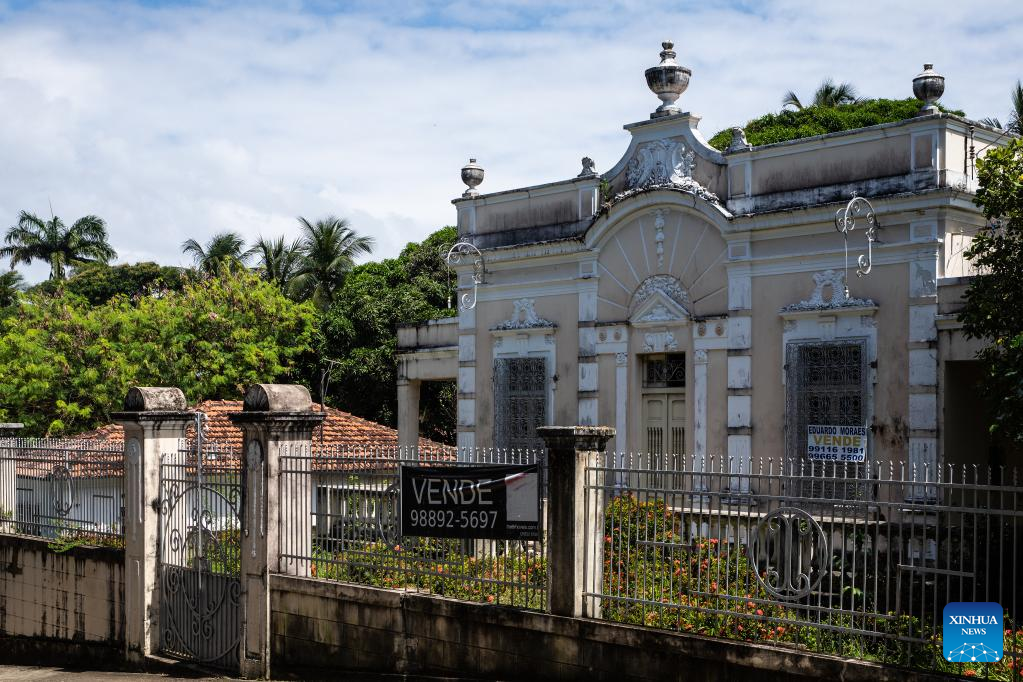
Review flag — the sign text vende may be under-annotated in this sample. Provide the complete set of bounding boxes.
[806,424,867,462]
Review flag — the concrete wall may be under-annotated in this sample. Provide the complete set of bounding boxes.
[0,535,125,647]
[270,575,956,682]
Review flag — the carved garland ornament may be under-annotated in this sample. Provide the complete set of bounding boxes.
[780,269,875,312]
[615,138,719,204]
[631,275,690,313]
[494,298,555,330]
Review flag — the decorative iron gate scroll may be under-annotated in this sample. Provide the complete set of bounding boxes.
[158,435,242,670]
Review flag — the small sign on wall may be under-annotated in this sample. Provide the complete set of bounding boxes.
[807,425,867,462]
[400,464,540,540]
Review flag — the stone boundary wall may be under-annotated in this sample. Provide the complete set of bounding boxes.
[270,575,960,682]
[0,535,125,649]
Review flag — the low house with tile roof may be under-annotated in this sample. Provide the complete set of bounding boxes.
[61,399,453,542]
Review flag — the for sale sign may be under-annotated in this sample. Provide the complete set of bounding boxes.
[806,425,867,462]
[399,464,540,540]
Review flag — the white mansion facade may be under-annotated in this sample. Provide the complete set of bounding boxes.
[396,44,1014,474]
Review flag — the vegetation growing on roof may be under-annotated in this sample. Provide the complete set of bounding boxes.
[707,98,966,151]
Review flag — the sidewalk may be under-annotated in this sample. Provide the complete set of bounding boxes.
[0,666,230,681]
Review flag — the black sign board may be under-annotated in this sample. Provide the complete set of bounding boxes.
[399,464,540,541]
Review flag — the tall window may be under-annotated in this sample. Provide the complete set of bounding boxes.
[494,357,547,452]
[785,340,868,498]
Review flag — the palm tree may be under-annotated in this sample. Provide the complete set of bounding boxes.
[783,78,860,111]
[181,231,250,275]
[247,235,303,289]
[979,79,1023,135]
[290,216,374,309]
[1,211,116,280]
[0,269,24,307]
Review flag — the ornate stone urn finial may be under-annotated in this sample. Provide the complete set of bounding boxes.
[461,158,484,197]
[913,63,944,115]
[645,40,691,119]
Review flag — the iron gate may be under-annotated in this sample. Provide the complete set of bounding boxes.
[158,437,242,670]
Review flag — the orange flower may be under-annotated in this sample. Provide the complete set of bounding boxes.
[756,609,764,616]
[487,595,495,603]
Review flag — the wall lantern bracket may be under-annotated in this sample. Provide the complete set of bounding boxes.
[834,194,880,299]
[445,241,485,311]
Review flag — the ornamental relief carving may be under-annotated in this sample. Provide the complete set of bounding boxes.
[493,298,555,330]
[780,269,875,312]
[613,138,719,204]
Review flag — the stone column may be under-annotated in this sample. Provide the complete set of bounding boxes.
[0,423,24,534]
[228,384,323,680]
[537,425,615,619]
[396,377,421,453]
[112,387,194,664]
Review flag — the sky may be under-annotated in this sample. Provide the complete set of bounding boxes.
[0,0,1020,282]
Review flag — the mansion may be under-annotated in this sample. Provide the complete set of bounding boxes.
[396,42,1015,475]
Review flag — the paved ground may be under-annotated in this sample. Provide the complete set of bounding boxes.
[0,666,231,681]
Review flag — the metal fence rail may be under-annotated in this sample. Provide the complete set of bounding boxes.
[585,453,1022,679]
[280,445,548,611]
[0,437,125,546]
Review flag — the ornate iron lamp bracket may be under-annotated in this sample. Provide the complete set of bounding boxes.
[834,194,880,298]
[445,241,484,311]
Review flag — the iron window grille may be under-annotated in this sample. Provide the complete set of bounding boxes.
[784,340,870,501]
[494,356,548,452]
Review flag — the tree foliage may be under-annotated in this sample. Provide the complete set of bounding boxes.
[0,269,316,435]
[959,137,1023,443]
[290,216,375,309]
[2,211,116,280]
[29,261,190,305]
[782,78,859,111]
[181,231,250,275]
[319,226,456,443]
[708,98,965,151]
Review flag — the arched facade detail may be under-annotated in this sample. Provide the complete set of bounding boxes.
[591,196,729,323]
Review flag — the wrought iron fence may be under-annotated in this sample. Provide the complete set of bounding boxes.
[585,453,1022,679]
[0,437,125,546]
[279,445,548,610]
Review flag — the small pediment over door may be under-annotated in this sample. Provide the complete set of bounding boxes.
[630,290,690,327]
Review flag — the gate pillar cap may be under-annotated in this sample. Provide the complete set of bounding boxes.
[242,384,314,412]
[537,425,615,452]
[122,387,187,412]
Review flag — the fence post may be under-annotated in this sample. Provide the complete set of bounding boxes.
[537,425,614,619]
[0,423,24,534]
[112,387,193,665]
[228,384,324,680]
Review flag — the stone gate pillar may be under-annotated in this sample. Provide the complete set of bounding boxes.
[0,423,24,535]
[112,387,194,664]
[228,384,323,680]
[537,425,615,619]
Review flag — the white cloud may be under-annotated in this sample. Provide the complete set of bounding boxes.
[0,0,1020,283]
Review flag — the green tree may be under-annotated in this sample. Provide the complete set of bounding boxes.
[290,216,374,309]
[782,78,859,110]
[248,235,303,290]
[181,231,250,275]
[2,211,116,280]
[30,261,190,305]
[319,226,456,443]
[0,269,23,308]
[0,269,316,435]
[708,98,965,151]
[979,79,1023,136]
[959,137,1023,443]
